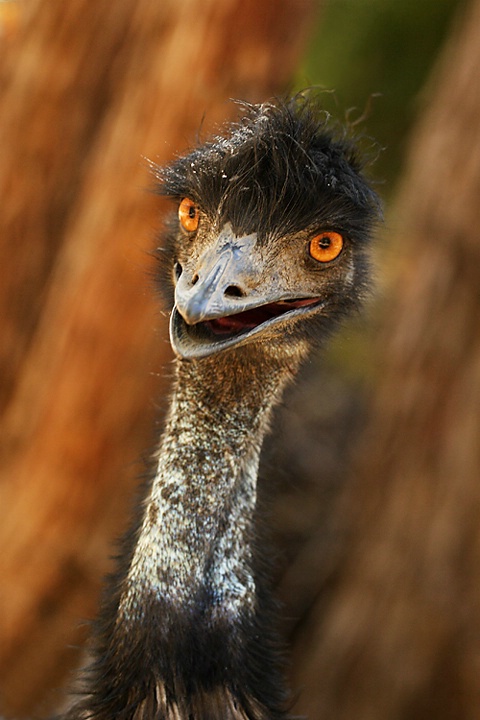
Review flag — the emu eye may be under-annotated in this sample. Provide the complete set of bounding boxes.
[309,232,344,263]
[178,198,199,233]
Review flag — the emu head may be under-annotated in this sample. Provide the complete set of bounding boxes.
[155,99,379,360]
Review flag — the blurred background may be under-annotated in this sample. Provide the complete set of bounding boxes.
[1,0,479,717]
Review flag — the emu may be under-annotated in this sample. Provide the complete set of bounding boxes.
[66,97,379,720]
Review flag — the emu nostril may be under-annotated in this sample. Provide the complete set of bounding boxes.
[191,274,199,286]
[225,285,244,298]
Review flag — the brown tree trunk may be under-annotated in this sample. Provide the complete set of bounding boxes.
[0,0,315,715]
[289,1,480,718]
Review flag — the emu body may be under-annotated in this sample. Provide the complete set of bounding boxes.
[66,99,379,719]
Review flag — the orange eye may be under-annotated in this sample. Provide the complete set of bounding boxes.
[178,197,199,232]
[309,232,344,263]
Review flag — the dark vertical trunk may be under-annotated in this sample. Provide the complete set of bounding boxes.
[288,1,480,718]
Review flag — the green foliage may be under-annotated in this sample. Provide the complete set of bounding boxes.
[298,0,460,194]
[295,0,461,380]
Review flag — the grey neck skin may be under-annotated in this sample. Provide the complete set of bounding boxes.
[119,350,299,629]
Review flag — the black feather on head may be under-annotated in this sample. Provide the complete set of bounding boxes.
[155,96,380,241]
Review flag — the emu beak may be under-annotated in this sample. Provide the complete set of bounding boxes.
[174,230,259,325]
[170,224,324,359]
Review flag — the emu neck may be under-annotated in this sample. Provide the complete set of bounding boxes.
[78,351,304,718]
[122,352,294,626]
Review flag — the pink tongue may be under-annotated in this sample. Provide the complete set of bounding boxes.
[206,299,318,335]
[288,298,319,307]
[208,310,265,334]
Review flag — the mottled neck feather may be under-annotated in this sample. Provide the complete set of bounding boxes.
[123,357,282,619]
[70,349,302,720]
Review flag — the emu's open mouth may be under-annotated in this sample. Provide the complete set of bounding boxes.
[170,297,322,359]
[206,298,318,334]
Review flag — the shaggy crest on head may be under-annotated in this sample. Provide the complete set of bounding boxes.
[158,99,376,240]
[64,96,380,720]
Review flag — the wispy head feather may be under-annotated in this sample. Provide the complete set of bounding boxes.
[155,97,380,240]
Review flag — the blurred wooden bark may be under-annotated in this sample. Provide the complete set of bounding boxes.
[0,0,315,714]
[288,0,480,717]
